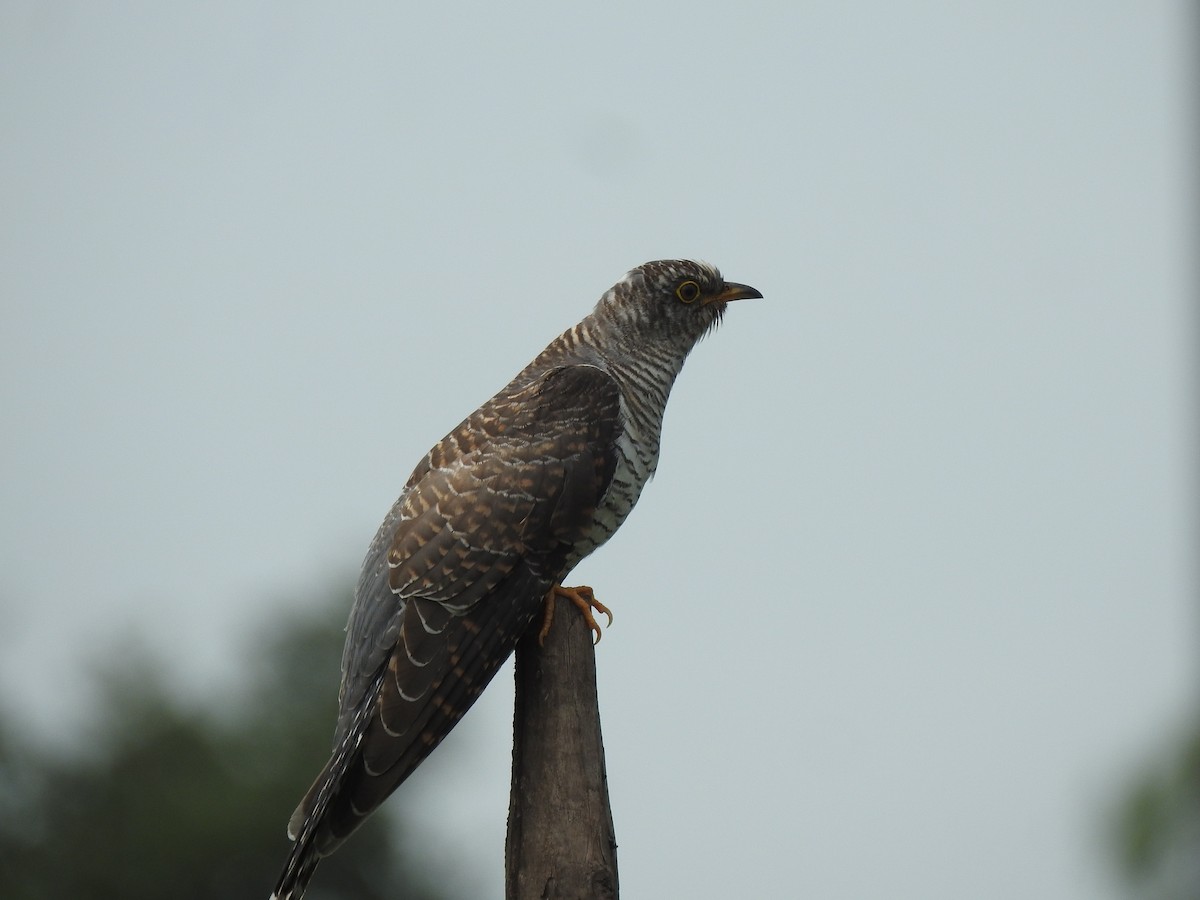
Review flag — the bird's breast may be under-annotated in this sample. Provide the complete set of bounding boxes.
[567,404,661,567]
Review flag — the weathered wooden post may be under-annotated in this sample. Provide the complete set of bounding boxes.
[505,595,619,899]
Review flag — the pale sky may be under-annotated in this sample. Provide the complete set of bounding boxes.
[1,3,1195,899]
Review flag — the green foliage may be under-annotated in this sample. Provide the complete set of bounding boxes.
[0,599,452,900]
[1116,722,1200,900]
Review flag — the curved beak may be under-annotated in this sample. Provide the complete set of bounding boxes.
[706,281,763,305]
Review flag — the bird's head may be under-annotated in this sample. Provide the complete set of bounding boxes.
[594,259,762,349]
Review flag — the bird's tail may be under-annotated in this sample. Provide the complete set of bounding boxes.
[268,749,344,900]
[269,848,320,900]
[269,671,383,900]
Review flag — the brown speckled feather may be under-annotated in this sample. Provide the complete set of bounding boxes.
[281,366,621,862]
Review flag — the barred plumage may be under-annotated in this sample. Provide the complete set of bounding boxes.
[271,260,760,900]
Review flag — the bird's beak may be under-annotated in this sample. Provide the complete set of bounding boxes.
[706,281,763,305]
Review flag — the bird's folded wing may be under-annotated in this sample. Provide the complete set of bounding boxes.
[291,364,621,849]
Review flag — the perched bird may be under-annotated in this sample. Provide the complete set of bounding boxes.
[272,259,760,899]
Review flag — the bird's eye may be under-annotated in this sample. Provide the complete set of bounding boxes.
[675,281,701,304]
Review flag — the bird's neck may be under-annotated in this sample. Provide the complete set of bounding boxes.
[587,320,690,442]
[530,315,692,440]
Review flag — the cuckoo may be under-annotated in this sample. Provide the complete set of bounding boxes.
[271,259,760,899]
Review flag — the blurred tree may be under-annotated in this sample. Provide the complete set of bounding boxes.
[0,593,453,900]
[1115,722,1200,900]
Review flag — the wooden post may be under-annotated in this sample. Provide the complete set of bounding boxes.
[504,595,619,900]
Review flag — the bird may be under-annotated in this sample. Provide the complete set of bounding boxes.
[271,259,760,899]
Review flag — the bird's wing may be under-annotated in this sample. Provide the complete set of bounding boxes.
[285,364,621,854]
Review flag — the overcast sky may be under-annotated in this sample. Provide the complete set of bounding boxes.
[1,3,1195,899]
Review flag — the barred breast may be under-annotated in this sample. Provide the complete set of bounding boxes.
[565,348,680,568]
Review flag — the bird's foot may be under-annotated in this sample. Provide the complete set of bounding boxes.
[538,584,613,646]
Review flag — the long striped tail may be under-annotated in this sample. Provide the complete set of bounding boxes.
[269,670,382,900]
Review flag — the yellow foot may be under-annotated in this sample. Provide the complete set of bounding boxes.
[538,584,613,646]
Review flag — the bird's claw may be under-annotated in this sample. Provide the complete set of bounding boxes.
[538,584,613,646]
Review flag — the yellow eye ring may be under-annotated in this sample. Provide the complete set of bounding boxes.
[675,280,701,304]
